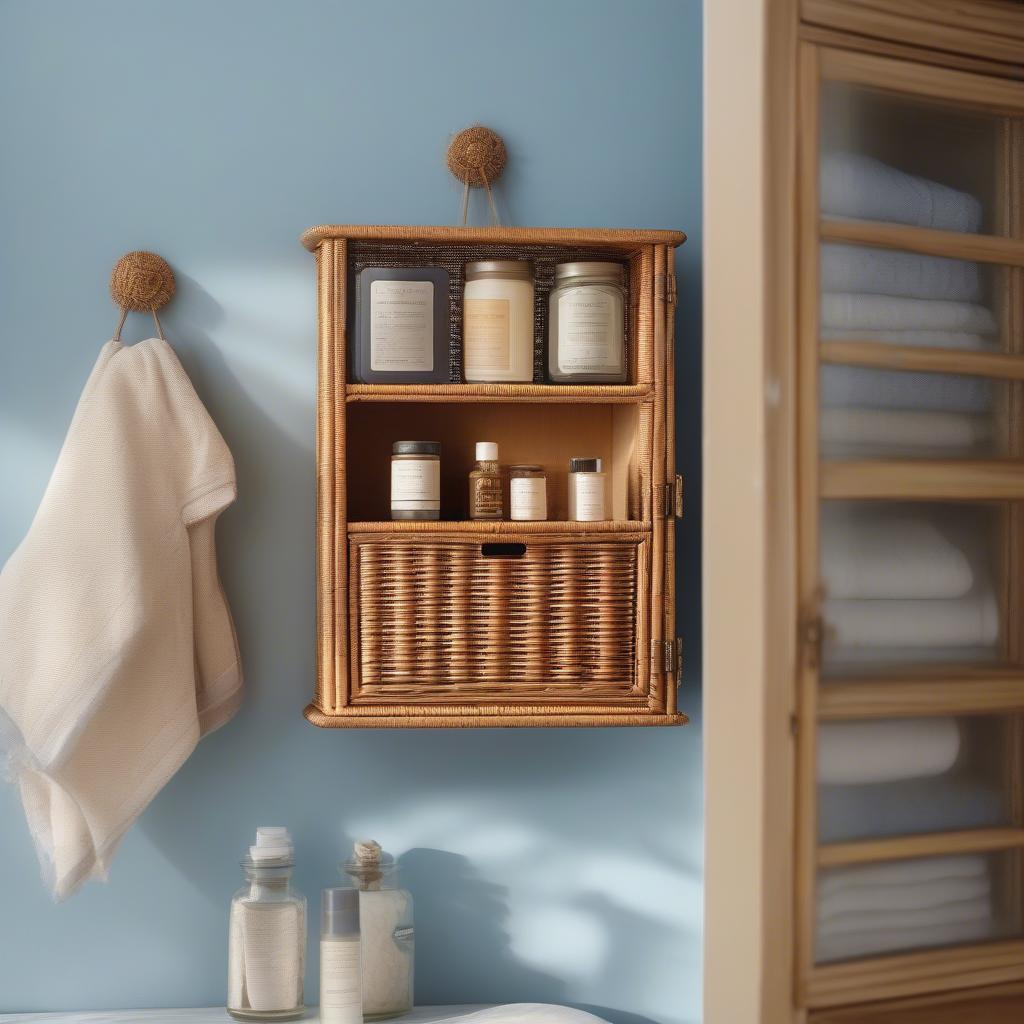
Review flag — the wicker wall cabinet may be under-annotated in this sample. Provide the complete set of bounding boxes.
[301,225,686,728]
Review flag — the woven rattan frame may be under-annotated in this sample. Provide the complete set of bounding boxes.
[304,225,686,728]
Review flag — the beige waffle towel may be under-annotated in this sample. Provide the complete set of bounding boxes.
[0,338,242,900]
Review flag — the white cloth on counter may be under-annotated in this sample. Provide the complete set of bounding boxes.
[820,243,982,302]
[0,339,242,901]
[820,327,998,352]
[821,506,975,600]
[820,151,983,233]
[818,718,960,785]
[821,293,998,336]
[824,589,999,648]
[820,408,992,456]
[821,365,993,413]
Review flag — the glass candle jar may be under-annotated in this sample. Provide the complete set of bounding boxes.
[509,465,547,521]
[568,457,608,522]
[391,441,440,520]
[462,261,535,383]
[548,262,627,383]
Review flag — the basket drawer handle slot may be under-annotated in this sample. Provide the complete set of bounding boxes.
[481,542,526,559]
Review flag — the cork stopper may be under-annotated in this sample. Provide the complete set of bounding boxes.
[447,126,507,187]
[109,251,176,312]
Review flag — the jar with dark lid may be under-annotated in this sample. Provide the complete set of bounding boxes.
[568,456,608,522]
[391,441,441,520]
[548,262,627,384]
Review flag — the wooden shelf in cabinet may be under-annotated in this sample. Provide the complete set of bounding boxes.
[818,828,1024,869]
[347,520,651,536]
[819,671,1024,719]
[345,383,653,403]
[821,460,1024,500]
[820,340,1024,381]
[809,981,1024,1024]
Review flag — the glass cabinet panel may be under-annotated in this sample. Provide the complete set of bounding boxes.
[815,851,1023,964]
[818,714,1018,844]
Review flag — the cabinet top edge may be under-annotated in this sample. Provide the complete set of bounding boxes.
[300,224,687,251]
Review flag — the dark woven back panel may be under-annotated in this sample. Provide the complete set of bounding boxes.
[348,241,639,383]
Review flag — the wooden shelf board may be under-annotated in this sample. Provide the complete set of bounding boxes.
[809,981,1024,1024]
[345,383,651,404]
[347,520,651,535]
[820,217,1024,266]
[819,672,1024,719]
[301,224,687,251]
[304,704,687,729]
[805,939,1024,1010]
[818,828,1024,869]
[820,340,1024,380]
[821,460,1024,500]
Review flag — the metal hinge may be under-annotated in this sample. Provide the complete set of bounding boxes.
[801,614,824,669]
[664,474,683,518]
[652,638,683,679]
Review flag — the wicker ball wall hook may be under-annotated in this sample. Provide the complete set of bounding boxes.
[447,125,506,225]
[109,250,175,342]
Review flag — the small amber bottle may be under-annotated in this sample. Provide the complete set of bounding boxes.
[469,442,503,520]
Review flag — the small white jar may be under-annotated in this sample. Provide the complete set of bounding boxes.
[462,261,535,383]
[568,457,608,522]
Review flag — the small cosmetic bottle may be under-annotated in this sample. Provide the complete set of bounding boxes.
[568,457,608,522]
[320,888,363,1024]
[469,442,503,520]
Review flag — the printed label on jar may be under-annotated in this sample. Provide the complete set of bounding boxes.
[320,938,362,1024]
[464,298,511,373]
[572,474,607,522]
[370,280,434,372]
[557,289,623,374]
[391,459,440,511]
[510,477,547,521]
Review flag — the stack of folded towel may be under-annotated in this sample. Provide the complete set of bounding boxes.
[821,504,998,667]
[816,853,996,962]
[819,152,996,458]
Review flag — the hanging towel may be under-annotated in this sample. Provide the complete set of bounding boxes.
[818,718,961,785]
[820,243,982,302]
[820,365,993,413]
[820,328,998,352]
[824,588,999,649]
[820,151,983,233]
[818,777,1006,844]
[820,408,992,457]
[821,507,975,600]
[0,339,242,900]
[821,294,997,336]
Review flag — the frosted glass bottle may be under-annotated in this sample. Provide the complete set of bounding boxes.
[227,827,306,1022]
[343,840,414,1020]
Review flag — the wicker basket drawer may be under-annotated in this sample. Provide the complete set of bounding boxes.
[349,530,648,702]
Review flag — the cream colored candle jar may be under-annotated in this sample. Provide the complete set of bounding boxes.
[462,261,535,383]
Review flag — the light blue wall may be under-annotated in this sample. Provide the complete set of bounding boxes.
[0,2,702,1023]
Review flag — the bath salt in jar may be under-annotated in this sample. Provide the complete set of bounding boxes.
[462,261,535,383]
[343,840,414,1020]
[391,441,441,520]
[548,262,627,383]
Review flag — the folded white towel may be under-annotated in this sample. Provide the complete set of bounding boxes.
[819,855,988,897]
[820,151,983,233]
[819,875,990,921]
[821,328,998,352]
[818,718,961,785]
[0,339,242,900]
[821,365,993,413]
[820,243,981,302]
[821,507,974,599]
[819,894,992,939]
[825,588,999,648]
[821,294,997,336]
[820,408,992,457]
[816,916,995,963]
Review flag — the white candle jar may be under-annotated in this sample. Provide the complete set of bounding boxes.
[548,262,628,383]
[462,261,535,383]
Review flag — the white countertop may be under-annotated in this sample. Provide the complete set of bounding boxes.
[0,1006,608,1024]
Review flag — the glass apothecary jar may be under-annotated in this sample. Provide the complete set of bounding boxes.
[548,262,628,383]
[343,840,414,1020]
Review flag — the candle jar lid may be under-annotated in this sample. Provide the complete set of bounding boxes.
[554,261,625,284]
[569,457,603,473]
[465,260,533,281]
[392,440,441,456]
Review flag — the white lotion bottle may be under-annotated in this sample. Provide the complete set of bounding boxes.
[320,888,363,1024]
